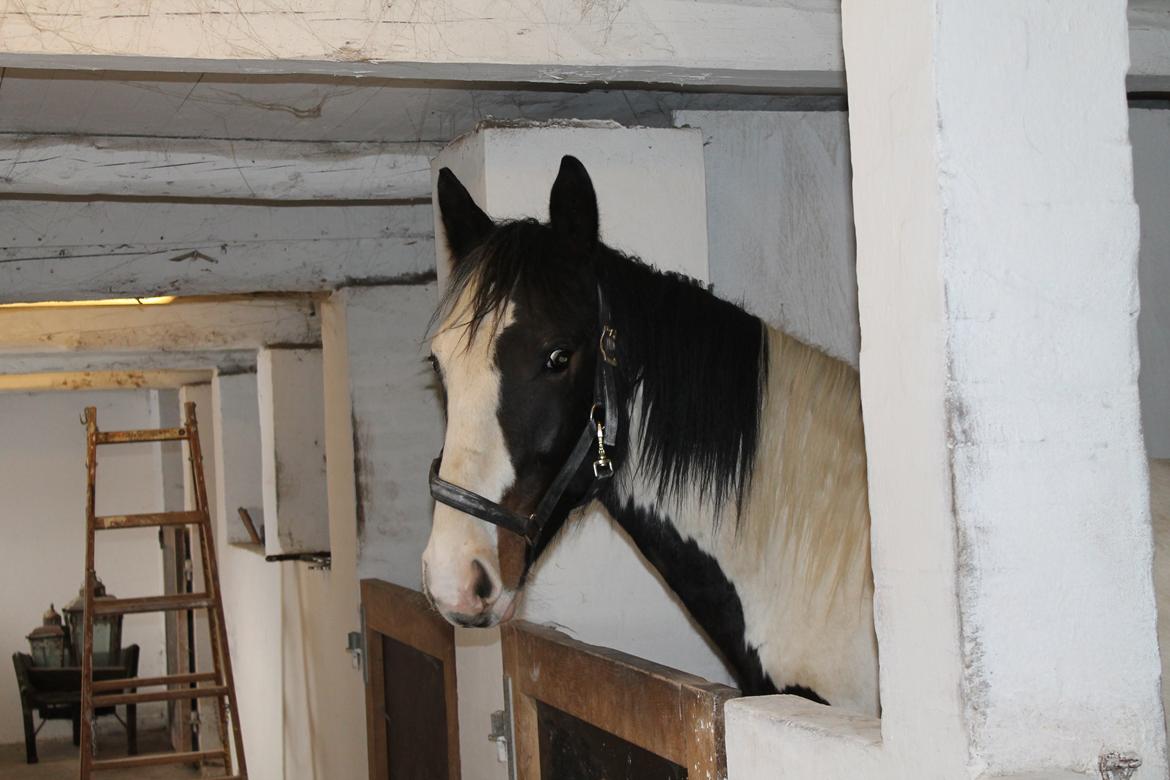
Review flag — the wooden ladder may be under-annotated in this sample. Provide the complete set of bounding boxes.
[79,402,247,779]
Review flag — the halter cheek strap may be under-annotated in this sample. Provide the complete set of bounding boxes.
[428,286,620,547]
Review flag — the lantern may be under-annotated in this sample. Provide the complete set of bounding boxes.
[26,604,68,668]
[63,578,123,667]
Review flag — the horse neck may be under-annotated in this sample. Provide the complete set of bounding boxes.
[596,283,875,696]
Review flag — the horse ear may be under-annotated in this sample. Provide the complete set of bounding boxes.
[549,155,599,248]
[437,167,493,259]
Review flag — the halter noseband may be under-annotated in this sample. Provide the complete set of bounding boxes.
[428,289,621,547]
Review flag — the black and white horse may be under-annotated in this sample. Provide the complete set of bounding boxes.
[421,156,878,714]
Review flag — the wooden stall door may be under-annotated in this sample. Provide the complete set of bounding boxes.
[362,579,460,780]
[502,622,740,780]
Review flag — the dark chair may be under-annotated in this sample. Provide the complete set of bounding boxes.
[11,644,139,764]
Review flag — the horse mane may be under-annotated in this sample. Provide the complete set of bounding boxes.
[433,217,769,517]
[597,254,768,516]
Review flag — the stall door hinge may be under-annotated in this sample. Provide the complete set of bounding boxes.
[490,676,517,779]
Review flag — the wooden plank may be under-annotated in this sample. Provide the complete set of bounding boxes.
[0,298,320,353]
[361,579,460,780]
[96,428,186,445]
[0,369,212,392]
[0,350,255,376]
[95,510,202,529]
[512,679,541,780]
[365,600,389,780]
[93,672,218,692]
[0,135,439,200]
[0,200,433,304]
[0,75,840,148]
[501,621,738,776]
[0,3,1165,90]
[93,685,228,708]
[94,594,214,615]
[184,400,248,777]
[0,1,847,90]
[91,750,222,771]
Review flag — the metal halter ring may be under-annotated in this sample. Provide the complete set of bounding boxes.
[590,404,614,479]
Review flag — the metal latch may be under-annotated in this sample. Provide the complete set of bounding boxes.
[490,676,517,778]
[347,630,364,675]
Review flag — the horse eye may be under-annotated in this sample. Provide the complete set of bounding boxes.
[427,354,440,373]
[544,348,572,372]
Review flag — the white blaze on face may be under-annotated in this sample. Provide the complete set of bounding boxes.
[422,296,518,623]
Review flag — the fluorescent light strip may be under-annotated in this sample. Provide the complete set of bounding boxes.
[0,296,177,309]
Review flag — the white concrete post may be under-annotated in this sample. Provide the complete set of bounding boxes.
[726,2,1168,778]
[257,347,330,557]
[672,109,859,366]
[210,369,285,779]
[212,371,265,546]
[431,122,722,779]
[341,284,445,590]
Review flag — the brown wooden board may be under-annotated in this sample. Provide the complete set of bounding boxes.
[383,635,450,780]
[361,579,460,780]
[501,621,740,780]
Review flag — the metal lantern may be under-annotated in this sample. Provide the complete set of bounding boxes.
[26,604,68,667]
[63,578,123,667]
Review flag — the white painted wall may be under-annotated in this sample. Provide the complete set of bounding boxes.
[679,106,1170,459]
[0,389,167,744]
[245,294,373,780]
[675,109,859,365]
[345,284,444,589]
[211,372,285,780]
[1132,108,1170,458]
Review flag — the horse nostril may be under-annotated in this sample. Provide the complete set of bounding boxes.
[471,559,496,602]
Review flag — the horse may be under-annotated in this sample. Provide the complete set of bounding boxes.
[421,155,878,714]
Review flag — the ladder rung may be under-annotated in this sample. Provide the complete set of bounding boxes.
[94,593,214,615]
[95,427,186,445]
[95,510,203,530]
[93,671,218,693]
[91,750,221,770]
[93,685,227,708]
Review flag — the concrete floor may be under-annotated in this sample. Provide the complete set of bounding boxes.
[0,729,208,780]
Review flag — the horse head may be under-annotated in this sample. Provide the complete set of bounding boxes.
[422,156,615,628]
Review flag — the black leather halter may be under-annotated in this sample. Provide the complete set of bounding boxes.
[428,289,621,547]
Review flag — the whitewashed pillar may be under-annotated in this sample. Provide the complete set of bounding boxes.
[212,371,265,546]
[728,2,1168,778]
[257,347,329,556]
[431,121,720,779]
[339,284,445,589]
